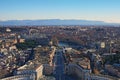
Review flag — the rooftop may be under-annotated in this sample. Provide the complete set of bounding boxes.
[17,61,42,70]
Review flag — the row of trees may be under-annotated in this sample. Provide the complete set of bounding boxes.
[16,40,38,50]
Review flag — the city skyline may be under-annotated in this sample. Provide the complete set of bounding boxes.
[0,0,120,23]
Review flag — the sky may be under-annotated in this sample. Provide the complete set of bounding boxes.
[0,0,120,23]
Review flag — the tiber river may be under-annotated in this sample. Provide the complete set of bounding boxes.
[58,42,69,47]
[58,41,83,49]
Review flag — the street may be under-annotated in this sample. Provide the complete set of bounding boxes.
[53,49,76,80]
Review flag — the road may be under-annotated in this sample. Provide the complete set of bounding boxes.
[53,49,76,80]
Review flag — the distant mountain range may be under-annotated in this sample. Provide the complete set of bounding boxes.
[0,19,119,26]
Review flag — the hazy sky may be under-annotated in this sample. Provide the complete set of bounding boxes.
[0,0,120,23]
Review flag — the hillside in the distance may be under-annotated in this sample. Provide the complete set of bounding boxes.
[0,19,119,26]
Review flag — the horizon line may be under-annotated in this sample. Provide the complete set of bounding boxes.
[0,19,120,24]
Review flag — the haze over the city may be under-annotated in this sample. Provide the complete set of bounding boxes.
[0,0,120,23]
